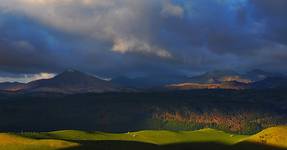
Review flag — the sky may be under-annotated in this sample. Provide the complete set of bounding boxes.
[0,0,287,82]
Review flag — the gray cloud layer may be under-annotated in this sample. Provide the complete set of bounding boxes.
[0,0,286,78]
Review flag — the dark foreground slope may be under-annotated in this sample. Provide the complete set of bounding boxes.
[0,89,286,134]
[63,141,287,150]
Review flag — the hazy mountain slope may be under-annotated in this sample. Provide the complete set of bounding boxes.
[167,69,286,90]
[243,69,279,81]
[187,69,281,84]
[188,70,249,84]
[0,82,25,91]
[112,75,189,88]
[17,70,121,94]
[252,77,287,89]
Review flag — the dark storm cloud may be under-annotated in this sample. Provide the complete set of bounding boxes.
[0,0,286,80]
[250,0,287,44]
[165,0,264,55]
[0,14,59,73]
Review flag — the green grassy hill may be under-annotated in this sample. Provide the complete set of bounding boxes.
[0,126,286,150]
[21,128,247,145]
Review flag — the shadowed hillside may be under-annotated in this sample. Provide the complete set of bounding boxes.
[62,141,287,150]
[0,89,286,134]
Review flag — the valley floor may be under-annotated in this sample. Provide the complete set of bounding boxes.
[0,126,286,150]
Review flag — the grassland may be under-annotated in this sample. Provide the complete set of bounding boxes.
[247,126,287,148]
[0,133,78,150]
[21,128,247,145]
[0,126,286,150]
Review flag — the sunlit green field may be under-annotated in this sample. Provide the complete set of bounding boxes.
[0,126,286,150]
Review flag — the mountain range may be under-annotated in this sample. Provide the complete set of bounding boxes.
[0,69,286,94]
[168,69,286,90]
[112,74,189,88]
[187,69,282,84]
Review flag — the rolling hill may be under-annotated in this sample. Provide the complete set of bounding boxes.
[0,133,77,150]
[247,126,287,148]
[0,126,286,150]
[21,128,247,145]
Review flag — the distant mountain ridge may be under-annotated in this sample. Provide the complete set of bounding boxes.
[167,69,286,90]
[167,81,251,90]
[252,76,287,89]
[1,69,286,93]
[187,69,280,84]
[188,70,242,83]
[112,74,189,88]
[0,82,25,91]
[3,70,122,94]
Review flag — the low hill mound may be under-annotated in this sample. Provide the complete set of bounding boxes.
[246,126,287,148]
[21,128,247,145]
[2,126,286,150]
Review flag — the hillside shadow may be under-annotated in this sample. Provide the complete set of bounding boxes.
[62,140,158,150]
[62,140,287,150]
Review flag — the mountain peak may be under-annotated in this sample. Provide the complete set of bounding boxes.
[247,69,268,75]
[60,69,83,75]
[65,69,77,73]
[10,70,122,94]
[205,69,239,76]
[55,69,90,80]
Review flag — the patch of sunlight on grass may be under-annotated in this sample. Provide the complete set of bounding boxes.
[247,126,287,148]
[0,133,78,150]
